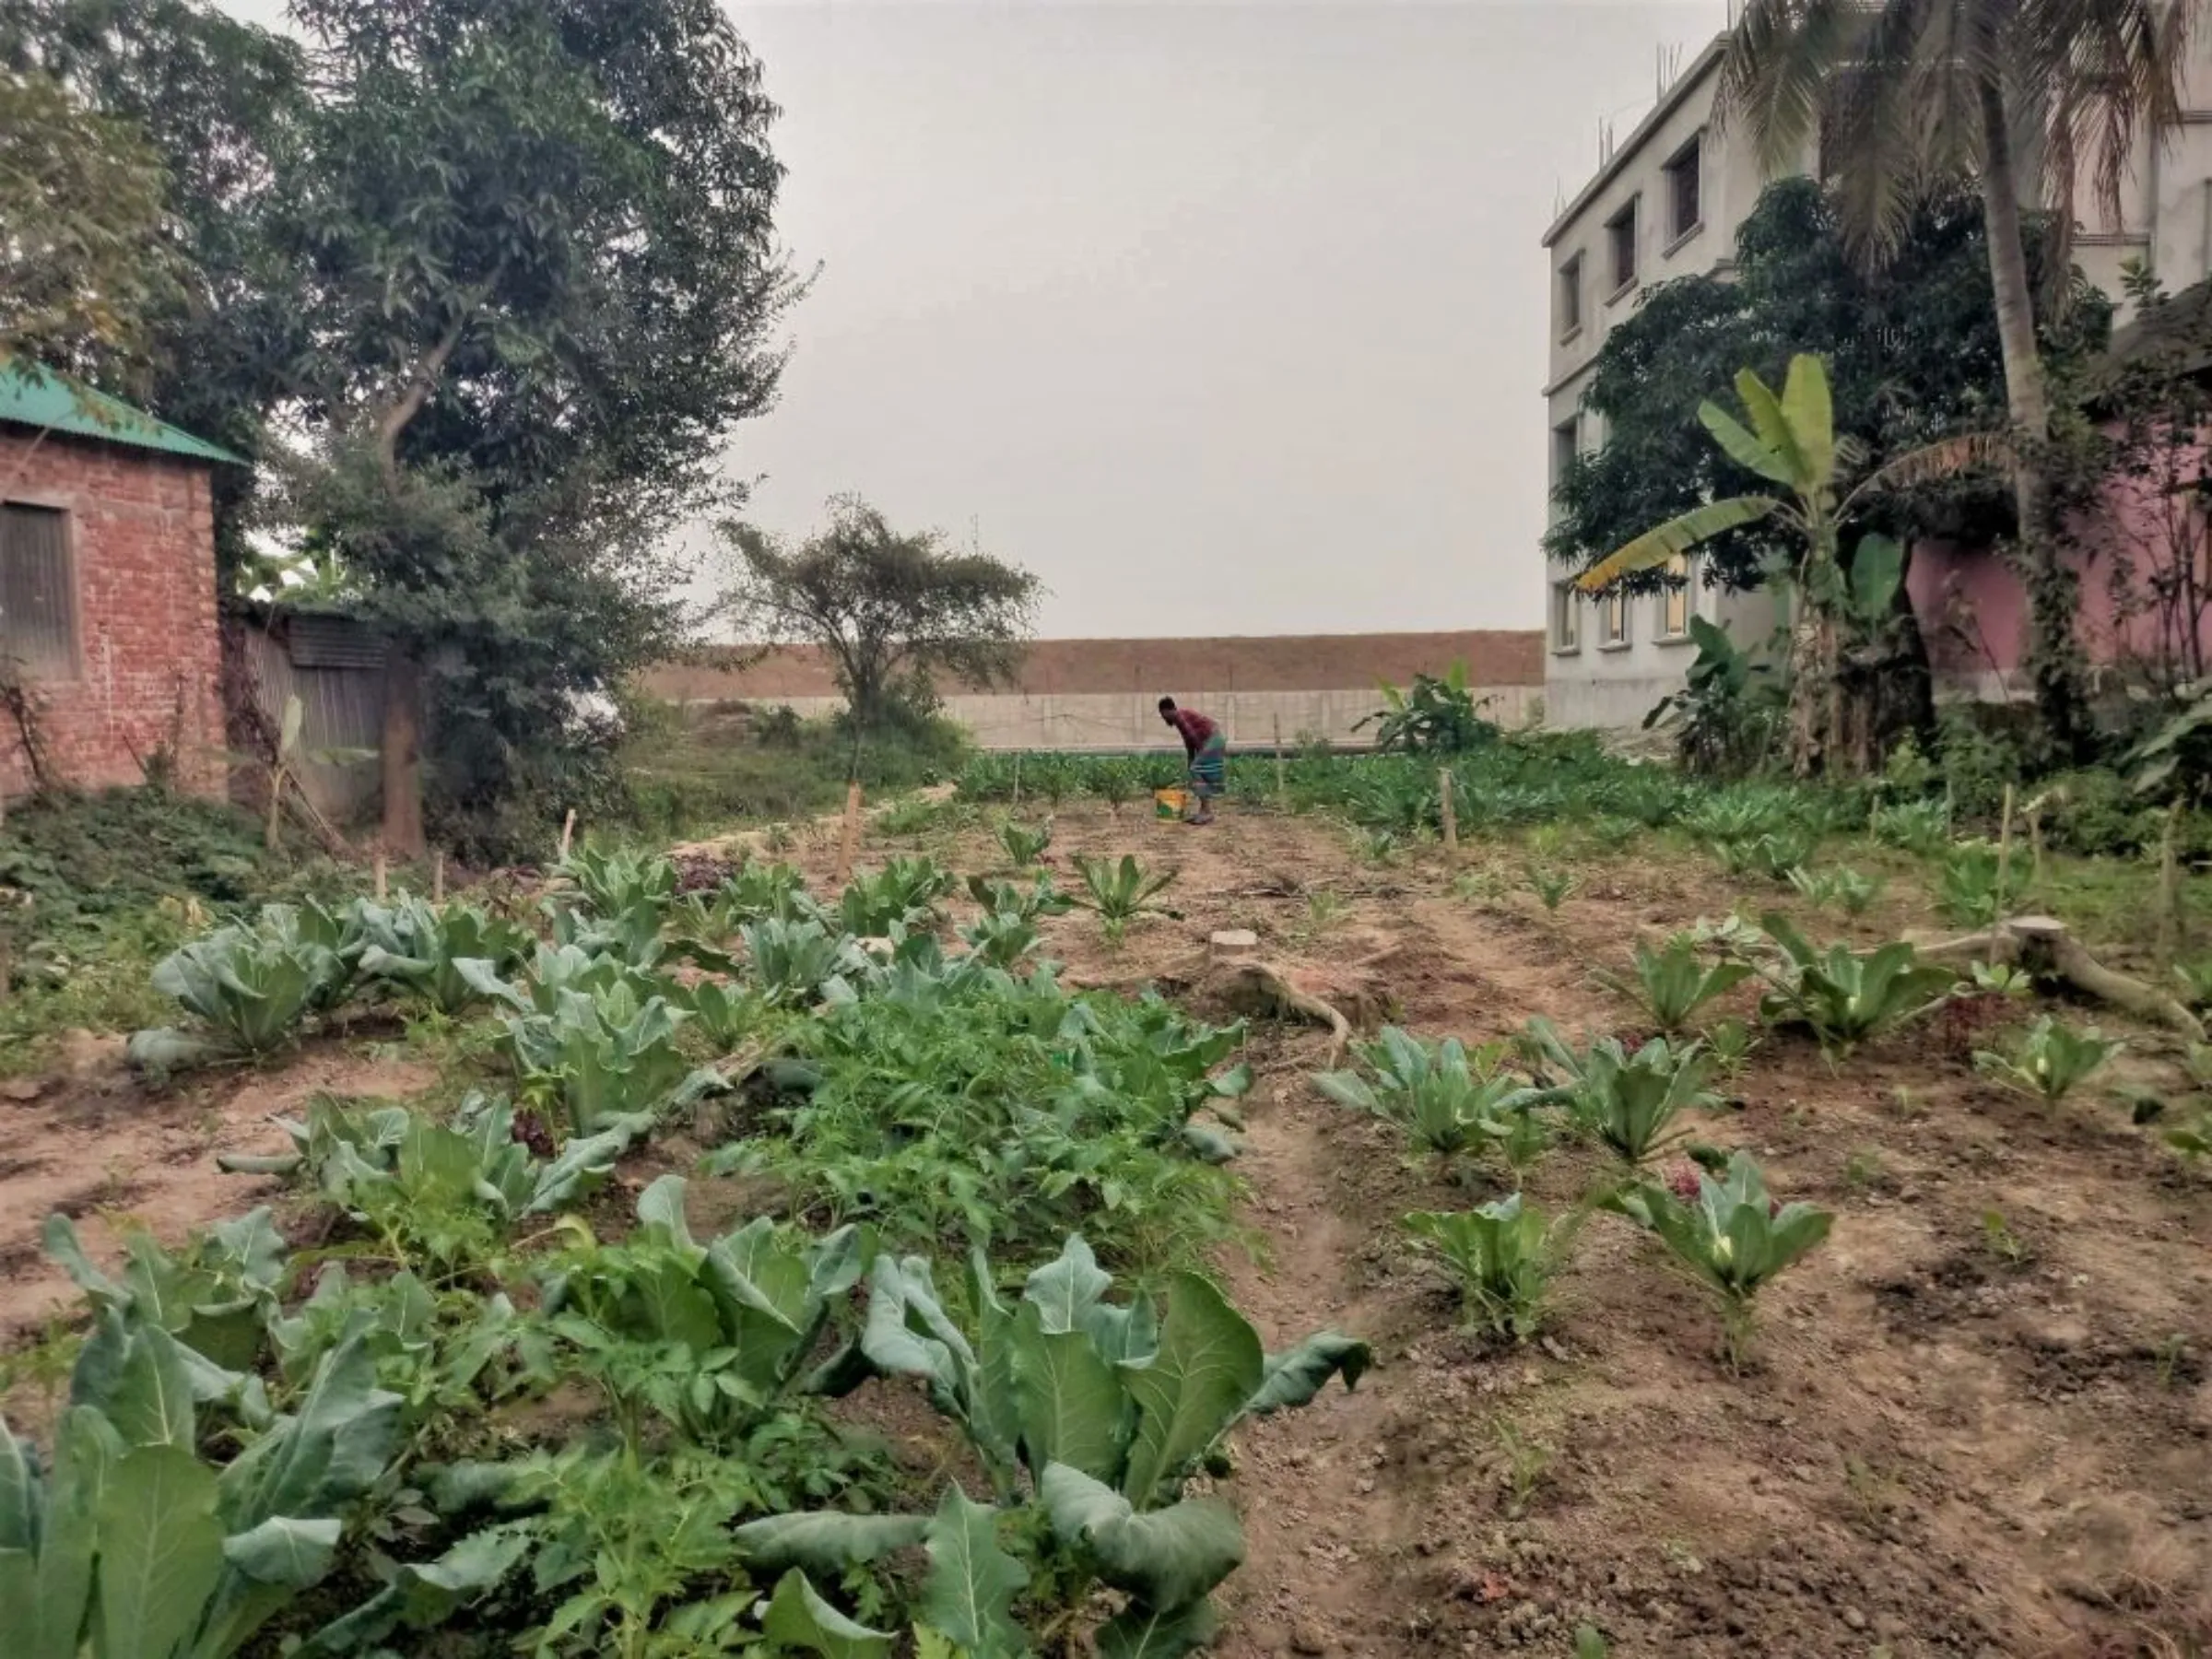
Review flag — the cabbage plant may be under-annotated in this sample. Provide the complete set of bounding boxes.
[128,903,355,1070]
[1611,1150,1832,1366]
[1404,1194,1580,1342]
[1974,1015,2122,1104]
[354,895,533,1013]
[1313,1028,1549,1164]
[1595,936,1750,1035]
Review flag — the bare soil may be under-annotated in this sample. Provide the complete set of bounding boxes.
[6,799,2209,1659]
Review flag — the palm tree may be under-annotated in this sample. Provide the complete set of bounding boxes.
[1720,0,2204,756]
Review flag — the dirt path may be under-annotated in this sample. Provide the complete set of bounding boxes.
[0,1047,433,1336]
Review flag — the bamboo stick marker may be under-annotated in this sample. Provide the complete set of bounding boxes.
[373,852,387,902]
[835,782,864,885]
[559,808,577,864]
[1439,767,1457,853]
[432,852,445,904]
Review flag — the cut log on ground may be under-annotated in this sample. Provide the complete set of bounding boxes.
[1920,914,2206,1041]
[1206,958,1388,1065]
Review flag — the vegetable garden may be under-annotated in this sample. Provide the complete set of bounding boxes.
[4,733,2212,1657]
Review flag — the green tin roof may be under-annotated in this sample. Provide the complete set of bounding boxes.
[0,365,242,465]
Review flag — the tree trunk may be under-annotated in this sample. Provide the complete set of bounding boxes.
[1977,72,2090,758]
[381,653,427,859]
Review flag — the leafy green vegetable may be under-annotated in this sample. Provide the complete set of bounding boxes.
[1312,1028,1548,1165]
[1751,915,1955,1055]
[1403,1194,1580,1342]
[1610,1151,1832,1366]
[1594,936,1750,1035]
[1973,1015,2122,1104]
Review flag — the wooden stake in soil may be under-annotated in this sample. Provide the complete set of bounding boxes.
[373,852,388,902]
[2160,800,2187,963]
[432,852,445,904]
[1012,752,1022,808]
[1439,767,1457,853]
[1996,782,2015,900]
[1273,715,1287,810]
[834,782,864,885]
[558,809,577,865]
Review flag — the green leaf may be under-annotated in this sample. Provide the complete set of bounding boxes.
[1849,533,1903,624]
[1699,399,1794,485]
[1243,1334,1371,1417]
[759,1569,896,1659]
[1578,497,1781,592]
[222,1514,342,1585]
[1010,1309,1128,1483]
[920,1486,1029,1659]
[291,1523,530,1657]
[1039,1464,1243,1612]
[1094,1597,1223,1659]
[108,1325,198,1450]
[216,1334,400,1533]
[94,1445,225,1659]
[0,1421,34,1552]
[29,1406,118,1659]
[1779,353,1833,485]
[731,1512,930,1574]
[1117,1273,1263,1504]
[1021,1237,1112,1335]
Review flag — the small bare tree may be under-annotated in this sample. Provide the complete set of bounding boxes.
[720,495,1042,728]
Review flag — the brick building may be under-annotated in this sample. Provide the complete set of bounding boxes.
[0,370,235,800]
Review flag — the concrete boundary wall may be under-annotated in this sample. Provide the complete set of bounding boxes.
[721,686,1542,751]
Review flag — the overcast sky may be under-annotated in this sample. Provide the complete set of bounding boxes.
[218,0,1726,638]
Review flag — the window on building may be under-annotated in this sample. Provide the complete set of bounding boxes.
[0,503,76,676]
[1659,552,1693,640]
[1664,135,1702,241]
[1551,581,1581,653]
[1558,253,1584,336]
[1606,199,1639,293]
[1551,415,1580,486]
[1599,586,1630,648]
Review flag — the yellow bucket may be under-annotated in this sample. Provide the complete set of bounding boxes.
[1153,787,1190,820]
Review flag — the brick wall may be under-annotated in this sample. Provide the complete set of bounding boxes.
[643,630,1546,701]
[1,429,224,798]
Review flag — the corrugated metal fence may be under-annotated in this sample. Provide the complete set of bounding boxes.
[234,615,387,823]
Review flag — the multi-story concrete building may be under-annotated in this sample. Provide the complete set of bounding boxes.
[1540,38,1794,729]
[1542,24,2212,730]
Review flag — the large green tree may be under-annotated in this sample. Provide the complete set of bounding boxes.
[1721,0,2206,757]
[278,0,803,854]
[1547,177,2109,592]
[1,0,312,571]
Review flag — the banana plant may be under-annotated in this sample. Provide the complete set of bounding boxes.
[1564,1035,1718,1168]
[733,1237,1368,1659]
[353,896,534,1013]
[1594,936,1750,1035]
[1312,1028,1549,1165]
[1609,1150,1833,1367]
[1973,1015,2122,1105]
[1577,353,1998,776]
[128,902,357,1071]
[0,1319,402,1659]
[1751,914,1955,1056]
[1403,1194,1581,1343]
[539,1177,865,1449]
[1066,853,1181,944]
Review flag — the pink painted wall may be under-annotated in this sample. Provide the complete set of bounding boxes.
[1905,440,2212,686]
